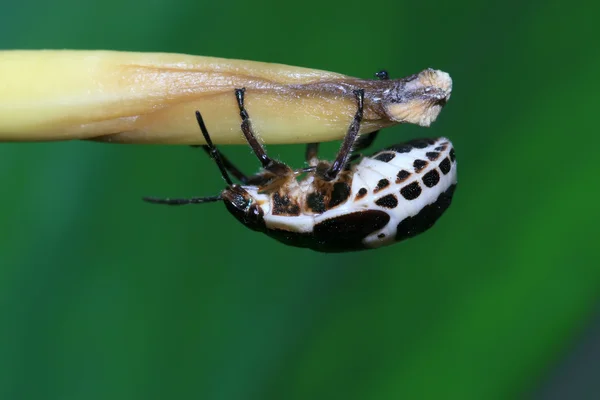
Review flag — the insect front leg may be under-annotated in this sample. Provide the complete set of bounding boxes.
[234,88,290,177]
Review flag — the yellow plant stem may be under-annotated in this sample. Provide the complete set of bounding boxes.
[0,50,452,145]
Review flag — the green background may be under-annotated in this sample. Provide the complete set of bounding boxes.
[1,0,598,399]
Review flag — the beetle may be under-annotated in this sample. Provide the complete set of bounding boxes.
[144,81,457,252]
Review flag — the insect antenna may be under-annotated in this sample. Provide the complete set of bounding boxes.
[143,195,222,206]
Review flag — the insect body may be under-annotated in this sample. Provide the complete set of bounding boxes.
[145,86,457,252]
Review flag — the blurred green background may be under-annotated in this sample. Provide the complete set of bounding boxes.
[0,0,598,399]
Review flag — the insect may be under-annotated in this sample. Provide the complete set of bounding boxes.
[144,84,457,252]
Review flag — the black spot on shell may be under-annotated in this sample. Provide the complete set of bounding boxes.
[396,170,411,183]
[377,233,385,239]
[307,192,326,213]
[422,169,440,188]
[426,152,440,161]
[264,229,314,251]
[387,143,412,153]
[329,182,351,208]
[374,179,390,193]
[400,182,422,200]
[272,192,300,216]
[435,145,447,151]
[450,148,456,162]
[374,152,395,162]
[439,158,451,175]
[355,187,368,201]
[407,138,435,148]
[395,184,456,242]
[375,194,398,209]
[313,210,390,251]
[266,210,389,252]
[413,159,428,173]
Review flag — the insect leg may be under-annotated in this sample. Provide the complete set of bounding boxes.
[305,143,319,164]
[307,131,374,170]
[143,195,222,206]
[191,145,249,184]
[322,89,365,181]
[352,130,379,153]
[234,88,289,176]
[343,70,382,153]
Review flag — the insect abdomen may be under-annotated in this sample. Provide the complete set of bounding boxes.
[355,137,457,248]
[260,137,457,252]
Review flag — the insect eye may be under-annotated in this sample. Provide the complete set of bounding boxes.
[222,187,266,232]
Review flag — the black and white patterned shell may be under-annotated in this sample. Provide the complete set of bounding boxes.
[244,137,457,252]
